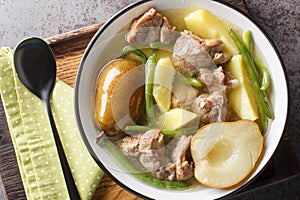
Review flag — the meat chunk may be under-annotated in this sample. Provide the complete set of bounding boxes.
[139,150,166,172]
[126,8,175,46]
[191,91,227,124]
[171,77,200,110]
[176,160,194,181]
[173,31,215,76]
[160,16,175,44]
[198,67,228,92]
[171,135,192,162]
[173,31,231,76]
[139,129,164,153]
[137,129,168,172]
[155,163,176,181]
[154,135,194,181]
[213,52,232,65]
[201,38,223,56]
[120,133,142,157]
[118,129,194,181]
[171,135,194,181]
[120,129,165,157]
[198,66,235,92]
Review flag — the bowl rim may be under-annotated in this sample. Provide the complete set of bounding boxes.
[74,0,289,199]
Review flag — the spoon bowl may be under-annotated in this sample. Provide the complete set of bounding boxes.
[14,37,80,200]
[14,37,56,101]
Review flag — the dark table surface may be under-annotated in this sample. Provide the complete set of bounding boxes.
[0,0,299,199]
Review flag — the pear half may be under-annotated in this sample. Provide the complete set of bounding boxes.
[191,120,263,188]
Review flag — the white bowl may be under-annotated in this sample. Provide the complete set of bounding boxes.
[74,0,288,199]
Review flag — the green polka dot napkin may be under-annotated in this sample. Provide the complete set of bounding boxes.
[0,47,103,200]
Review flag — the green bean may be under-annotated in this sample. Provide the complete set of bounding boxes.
[101,137,190,190]
[186,77,202,88]
[228,28,274,119]
[150,41,165,49]
[243,30,253,57]
[120,45,148,64]
[254,60,270,91]
[125,125,151,132]
[243,30,270,90]
[145,51,158,126]
[149,41,173,52]
[161,127,198,137]
[257,101,268,134]
[136,173,190,190]
[125,125,198,137]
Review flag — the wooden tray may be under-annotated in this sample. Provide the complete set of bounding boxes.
[0,0,298,199]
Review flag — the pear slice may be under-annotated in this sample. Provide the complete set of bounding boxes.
[191,120,263,188]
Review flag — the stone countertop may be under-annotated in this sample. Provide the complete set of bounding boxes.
[0,0,299,199]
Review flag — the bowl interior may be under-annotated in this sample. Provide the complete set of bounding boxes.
[74,0,288,199]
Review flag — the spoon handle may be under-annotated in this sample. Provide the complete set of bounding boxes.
[44,98,81,200]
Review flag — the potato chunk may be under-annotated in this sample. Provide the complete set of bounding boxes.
[191,120,263,188]
[153,57,175,112]
[155,108,198,130]
[184,9,239,55]
[227,55,258,121]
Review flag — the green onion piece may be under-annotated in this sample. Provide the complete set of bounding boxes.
[254,60,270,91]
[243,30,270,90]
[186,77,202,88]
[145,51,158,126]
[125,125,198,137]
[150,41,165,49]
[243,30,253,57]
[125,125,151,132]
[257,102,268,134]
[121,45,148,64]
[161,127,198,137]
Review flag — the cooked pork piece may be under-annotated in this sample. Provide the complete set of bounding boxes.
[171,135,194,181]
[213,52,232,65]
[171,135,192,162]
[173,31,231,76]
[160,16,175,44]
[139,150,166,172]
[120,129,165,157]
[120,133,142,157]
[171,78,201,110]
[176,160,194,181]
[119,129,194,181]
[155,163,176,181]
[198,67,228,92]
[173,31,215,76]
[126,8,175,46]
[138,129,165,153]
[191,91,227,124]
[200,38,223,56]
[138,129,167,172]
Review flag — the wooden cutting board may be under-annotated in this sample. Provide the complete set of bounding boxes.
[0,1,298,199]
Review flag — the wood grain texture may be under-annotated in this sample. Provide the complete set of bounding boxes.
[0,1,298,199]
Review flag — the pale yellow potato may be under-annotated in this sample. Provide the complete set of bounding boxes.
[227,55,258,121]
[155,108,198,130]
[153,57,175,112]
[191,120,263,188]
[184,9,239,55]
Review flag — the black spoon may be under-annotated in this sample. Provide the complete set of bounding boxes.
[14,37,80,200]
